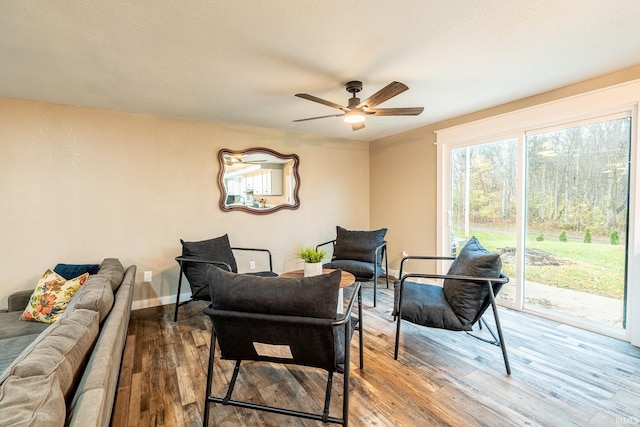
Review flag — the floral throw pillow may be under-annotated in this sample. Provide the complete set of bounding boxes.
[20,269,89,323]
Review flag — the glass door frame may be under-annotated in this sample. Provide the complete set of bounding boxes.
[436,81,640,345]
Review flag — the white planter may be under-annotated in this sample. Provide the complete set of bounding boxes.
[303,262,323,277]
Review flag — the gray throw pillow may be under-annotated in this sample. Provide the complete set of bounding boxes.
[333,226,387,265]
[207,266,341,319]
[442,236,502,327]
[181,234,237,300]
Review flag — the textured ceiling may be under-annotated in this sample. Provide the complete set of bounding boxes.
[2,1,640,141]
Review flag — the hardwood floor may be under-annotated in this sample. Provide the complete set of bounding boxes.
[112,284,640,426]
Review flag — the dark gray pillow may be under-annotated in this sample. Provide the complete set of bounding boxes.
[181,234,237,300]
[207,266,341,319]
[181,234,237,272]
[333,226,387,265]
[442,236,502,327]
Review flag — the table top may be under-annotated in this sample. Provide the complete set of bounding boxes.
[279,269,355,288]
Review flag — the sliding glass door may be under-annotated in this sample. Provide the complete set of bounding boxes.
[448,114,631,333]
[524,115,630,329]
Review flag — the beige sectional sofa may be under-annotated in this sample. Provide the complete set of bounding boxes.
[0,258,136,426]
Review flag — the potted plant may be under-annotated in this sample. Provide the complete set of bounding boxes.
[296,247,327,277]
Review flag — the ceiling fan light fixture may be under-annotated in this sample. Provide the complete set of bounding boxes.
[344,112,365,124]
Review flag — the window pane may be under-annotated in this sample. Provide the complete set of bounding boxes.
[450,138,518,305]
[525,117,630,328]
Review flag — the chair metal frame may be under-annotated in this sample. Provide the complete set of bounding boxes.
[317,239,389,307]
[202,282,362,427]
[174,247,274,321]
[394,255,511,375]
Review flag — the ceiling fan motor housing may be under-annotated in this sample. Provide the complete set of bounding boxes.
[345,80,363,94]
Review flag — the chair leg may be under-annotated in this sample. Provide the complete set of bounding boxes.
[343,312,351,427]
[489,299,511,375]
[487,281,511,375]
[322,371,333,423]
[174,263,185,322]
[203,330,217,427]
[358,285,363,370]
[394,316,402,360]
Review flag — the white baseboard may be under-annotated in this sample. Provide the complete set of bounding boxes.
[132,292,192,311]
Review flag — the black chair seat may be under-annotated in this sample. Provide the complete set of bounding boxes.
[323,259,382,280]
[397,281,467,331]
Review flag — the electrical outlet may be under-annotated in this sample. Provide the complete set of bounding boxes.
[249,261,256,270]
[144,271,152,282]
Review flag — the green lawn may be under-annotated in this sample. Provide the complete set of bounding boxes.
[454,228,626,299]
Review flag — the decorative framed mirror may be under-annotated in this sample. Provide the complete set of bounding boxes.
[217,147,300,214]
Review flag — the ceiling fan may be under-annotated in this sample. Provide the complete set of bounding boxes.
[293,81,424,131]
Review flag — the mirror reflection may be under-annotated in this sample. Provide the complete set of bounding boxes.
[218,147,300,214]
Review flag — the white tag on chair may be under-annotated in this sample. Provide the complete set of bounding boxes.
[253,342,293,359]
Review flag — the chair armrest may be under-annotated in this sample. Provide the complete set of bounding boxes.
[333,282,361,327]
[231,247,274,272]
[398,255,456,280]
[400,272,509,285]
[175,256,233,272]
[316,240,336,252]
[8,289,34,312]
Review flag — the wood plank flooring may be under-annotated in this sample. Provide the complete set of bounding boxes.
[112,284,640,426]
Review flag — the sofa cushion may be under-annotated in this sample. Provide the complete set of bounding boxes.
[96,258,125,291]
[442,236,502,327]
[4,308,100,397]
[0,311,49,341]
[0,334,42,375]
[207,266,341,319]
[68,265,136,427]
[0,374,66,426]
[53,263,101,280]
[333,226,387,265]
[71,276,115,323]
[20,269,89,324]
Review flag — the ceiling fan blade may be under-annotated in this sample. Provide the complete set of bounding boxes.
[295,94,347,111]
[351,121,365,131]
[356,81,408,109]
[371,107,424,116]
[293,113,343,122]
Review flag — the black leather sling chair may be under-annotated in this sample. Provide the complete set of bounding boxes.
[202,267,361,426]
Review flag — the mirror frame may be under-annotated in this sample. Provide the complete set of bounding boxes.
[217,147,300,215]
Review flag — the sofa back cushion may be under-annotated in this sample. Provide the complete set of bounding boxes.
[0,374,66,426]
[69,276,115,323]
[96,258,125,291]
[333,226,387,265]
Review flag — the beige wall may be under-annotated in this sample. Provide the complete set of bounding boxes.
[370,65,640,274]
[0,98,370,309]
[4,65,640,309]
